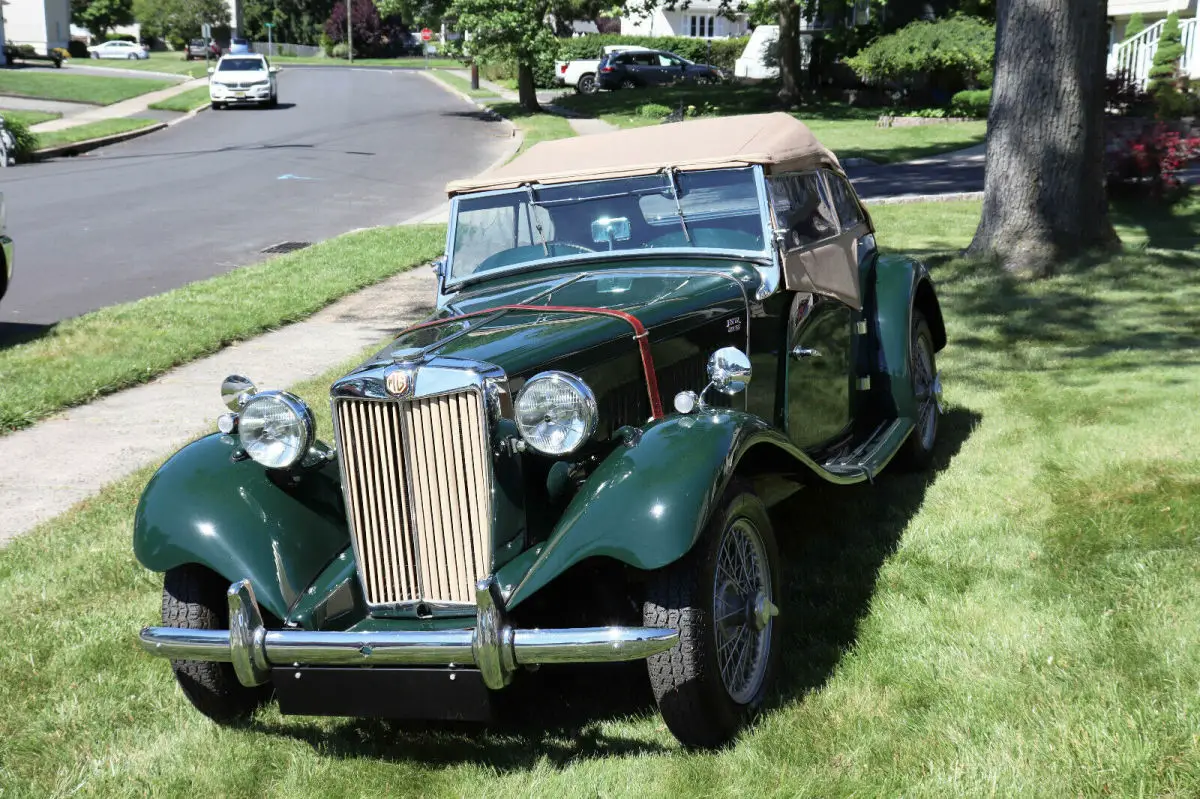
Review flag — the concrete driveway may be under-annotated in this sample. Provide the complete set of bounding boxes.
[0,67,511,330]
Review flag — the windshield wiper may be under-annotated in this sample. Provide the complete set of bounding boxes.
[665,168,691,244]
[523,184,550,256]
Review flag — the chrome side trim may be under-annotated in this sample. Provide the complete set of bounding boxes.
[140,577,679,691]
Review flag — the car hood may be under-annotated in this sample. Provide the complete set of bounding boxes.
[348,263,757,381]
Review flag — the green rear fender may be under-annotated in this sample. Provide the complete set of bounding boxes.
[873,254,946,421]
[133,433,351,621]
[503,411,814,608]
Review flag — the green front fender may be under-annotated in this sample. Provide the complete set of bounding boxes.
[502,411,811,608]
[133,433,351,622]
[873,254,944,421]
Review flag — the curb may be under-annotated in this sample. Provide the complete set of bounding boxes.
[862,191,983,206]
[32,121,167,160]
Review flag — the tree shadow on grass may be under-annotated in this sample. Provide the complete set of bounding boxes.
[253,408,979,769]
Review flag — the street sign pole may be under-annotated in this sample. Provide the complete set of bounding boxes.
[265,22,274,58]
[347,0,353,63]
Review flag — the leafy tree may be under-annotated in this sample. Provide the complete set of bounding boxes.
[1148,11,1183,89]
[449,0,559,110]
[325,0,385,52]
[1123,11,1145,39]
[134,0,230,44]
[244,0,337,45]
[967,0,1117,274]
[72,0,136,39]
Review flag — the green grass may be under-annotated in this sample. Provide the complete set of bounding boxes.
[2,199,1199,795]
[430,69,499,99]
[490,102,575,154]
[0,71,175,105]
[33,117,157,150]
[557,84,988,163]
[268,54,462,68]
[0,226,445,433]
[68,57,212,79]
[148,85,211,112]
[0,108,60,126]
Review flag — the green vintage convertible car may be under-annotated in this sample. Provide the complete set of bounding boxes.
[135,112,945,749]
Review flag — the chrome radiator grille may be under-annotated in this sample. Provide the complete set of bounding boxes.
[335,391,492,606]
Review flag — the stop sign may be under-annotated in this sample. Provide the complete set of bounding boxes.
[420,28,432,41]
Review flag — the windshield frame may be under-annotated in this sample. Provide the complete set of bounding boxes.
[440,165,775,293]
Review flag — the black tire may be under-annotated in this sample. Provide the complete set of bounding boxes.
[91,52,99,59]
[161,564,268,723]
[897,310,940,470]
[128,53,137,60]
[644,482,782,749]
[620,78,637,90]
[576,73,597,95]
[211,102,223,110]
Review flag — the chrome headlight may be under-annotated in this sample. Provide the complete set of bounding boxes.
[515,371,598,456]
[238,391,315,469]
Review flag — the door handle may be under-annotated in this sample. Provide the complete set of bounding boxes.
[791,347,822,360]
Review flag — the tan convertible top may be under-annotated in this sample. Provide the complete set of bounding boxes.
[445,112,841,196]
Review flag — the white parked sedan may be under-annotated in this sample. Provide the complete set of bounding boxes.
[87,40,150,60]
[207,54,280,109]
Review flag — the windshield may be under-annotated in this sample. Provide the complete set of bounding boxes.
[448,167,766,283]
[219,58,265,71]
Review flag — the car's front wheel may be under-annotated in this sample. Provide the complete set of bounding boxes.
[161,564,269,723]
[90,52,99,59]
[644,482,782,749]
[128,53,137,60]
[211,101,223,110]
[576,73,597,95]
[898,309,941,469]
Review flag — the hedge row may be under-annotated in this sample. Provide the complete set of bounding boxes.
[949,88,990,118]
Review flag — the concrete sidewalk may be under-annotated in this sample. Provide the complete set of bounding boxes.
[0,267,438,544]
[29,77,208,133]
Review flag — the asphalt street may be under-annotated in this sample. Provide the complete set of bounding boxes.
[0,68,511,329]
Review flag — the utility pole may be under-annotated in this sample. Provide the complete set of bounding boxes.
[346,0,353,63]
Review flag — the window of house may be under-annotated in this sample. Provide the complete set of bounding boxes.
[768,173,838,250]
[689,15,715,37]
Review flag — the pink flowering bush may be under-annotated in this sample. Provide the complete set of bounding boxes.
[1106,123,1200,202]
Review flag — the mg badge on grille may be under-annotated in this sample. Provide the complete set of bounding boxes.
[386,369,413,397]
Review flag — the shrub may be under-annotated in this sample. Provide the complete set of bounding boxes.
[51,47,69,60]
[330,42,356,59]
[67,40,90,59]
[554,34,748,74]
[846,16,994,86]
[1106,71,1155,116]
[950,88,990,117]
[105,34,137,42]
[637,103,672,119]
[319,32,334,57]
[900,107,947,118]
[1124,11,1146,39]
[2,117,39,163]
[1106,122,1200,202]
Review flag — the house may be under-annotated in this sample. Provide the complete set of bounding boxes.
[3,0,71,54]
[620,0,749,39]
[1107,0,1199,85]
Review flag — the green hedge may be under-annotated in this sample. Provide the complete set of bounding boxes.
[3,117,39,163]
[950,88,990,118]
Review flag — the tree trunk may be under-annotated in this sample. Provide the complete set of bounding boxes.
[967,0,1119,275]
[776,0,801,107]
[517,61,540,112]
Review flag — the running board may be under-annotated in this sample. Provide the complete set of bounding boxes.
[821,418,914,481]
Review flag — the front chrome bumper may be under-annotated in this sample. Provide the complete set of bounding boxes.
[139,577,679,690]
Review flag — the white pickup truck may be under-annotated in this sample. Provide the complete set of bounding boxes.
[554,45,653,95]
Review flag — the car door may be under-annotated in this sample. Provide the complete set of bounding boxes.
[626,53,659,85]
[769,172,855,451]
[657,53,687,85]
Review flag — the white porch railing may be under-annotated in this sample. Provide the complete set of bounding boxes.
[1108,14,1200,88]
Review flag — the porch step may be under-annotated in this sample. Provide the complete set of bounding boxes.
[822,418,913,480]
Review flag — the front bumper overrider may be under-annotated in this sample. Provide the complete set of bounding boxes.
[139,577,679,690]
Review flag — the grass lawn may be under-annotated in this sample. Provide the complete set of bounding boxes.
[269,55,462,68]
[556,84,988,163]
[148,85,211,112]
[0,226,445,433]
[0,108,61,126]
[430,69,499,99]
[1,197,1198,795]
[0,70,175,105]
[68,58,212,79]
[34,117,157,150]
[490,101,575,154]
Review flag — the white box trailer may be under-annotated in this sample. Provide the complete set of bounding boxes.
[735,25,779,80]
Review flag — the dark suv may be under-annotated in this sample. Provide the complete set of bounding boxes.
[596,49,724,90]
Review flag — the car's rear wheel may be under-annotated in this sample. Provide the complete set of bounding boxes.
[644,482,782,749]
[576,73,597,95]
[620,78,637,90]
[128,53,137,60]
[898,310,941,469]
[161,564,270,723]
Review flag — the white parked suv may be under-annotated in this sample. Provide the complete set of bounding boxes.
[554,45,652,95]
[208,54,280,109]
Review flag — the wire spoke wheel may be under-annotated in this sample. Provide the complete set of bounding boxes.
[713,518,774,704]
[912,329,939,451]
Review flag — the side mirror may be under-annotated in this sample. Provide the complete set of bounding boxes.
[221,375,257,410]
[207,66,215,74]
[269,66,279,73]
[706,347,752,395]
